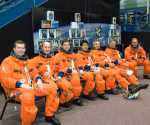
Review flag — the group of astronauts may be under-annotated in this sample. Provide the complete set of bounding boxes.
[0,37,149,125]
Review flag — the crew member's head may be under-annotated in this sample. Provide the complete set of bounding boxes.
[61,39,71,53]
[131,37,140,49]
[93,40,101,50]
[40,40,52,55]
[80,40,89,52]
[13,40,26,57]
[109,39,117,49]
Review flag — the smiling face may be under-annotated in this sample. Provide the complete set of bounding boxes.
[93,41,100,50]
[81,42,89,51]
[41,41,51,54]
[13,43,26,57]
[62,41,71,52]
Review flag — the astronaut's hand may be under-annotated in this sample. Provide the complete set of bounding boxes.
[36,79,43,89]
[21,84,32,90]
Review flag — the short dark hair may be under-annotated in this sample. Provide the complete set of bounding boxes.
[80,40,88,46]
[13,40,26,48]
[61,39,70,45]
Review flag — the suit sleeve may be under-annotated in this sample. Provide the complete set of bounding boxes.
[139,47,146,59]
[0,59,18,89]
[124,47,134,60]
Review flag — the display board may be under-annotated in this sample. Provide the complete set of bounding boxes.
[32,8,121,53]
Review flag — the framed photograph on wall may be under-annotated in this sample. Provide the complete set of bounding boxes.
[69,29,75,38]
[69,29,81,38]
[71,22,78,29]
[51,40,60,50]
[47,11,54,21]
[41,20,51,28]
[39,29,49,40]
[72,39,80,48]
[75,13,81,22]
[49,29,57,39]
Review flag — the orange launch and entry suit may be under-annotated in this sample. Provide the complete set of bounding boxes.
[105,48,139,90]
[74,51,107,95]
[53,51,82,103]
[30,54,74,105]
[90,49,117,91]
[125,45,150,76]
[0,55,59,125]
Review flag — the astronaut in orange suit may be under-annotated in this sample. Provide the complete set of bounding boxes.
[0,40,60,125]
[90,40,119,94]
[125,37,150,79]
[53,39,83,106]
[31,40,76,107]
[105,39,149,97]
[75,40,109,100]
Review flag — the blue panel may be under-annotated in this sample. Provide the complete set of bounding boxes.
[33,0,48,7]
[0,0,32,28]
[0,0,47,29]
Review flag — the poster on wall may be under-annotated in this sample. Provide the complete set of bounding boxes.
[46,11,54,21]
[74,13,81,22]
[39,29,49,40]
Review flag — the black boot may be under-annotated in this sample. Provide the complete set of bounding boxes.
[82,92,97,100]
[45,116,61,125]
[129,83,149,94]
[73,98,84,106]
[98,94,109,100]
[106,89,120,95]
[61,102,72,108]
[143,74,150,79]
